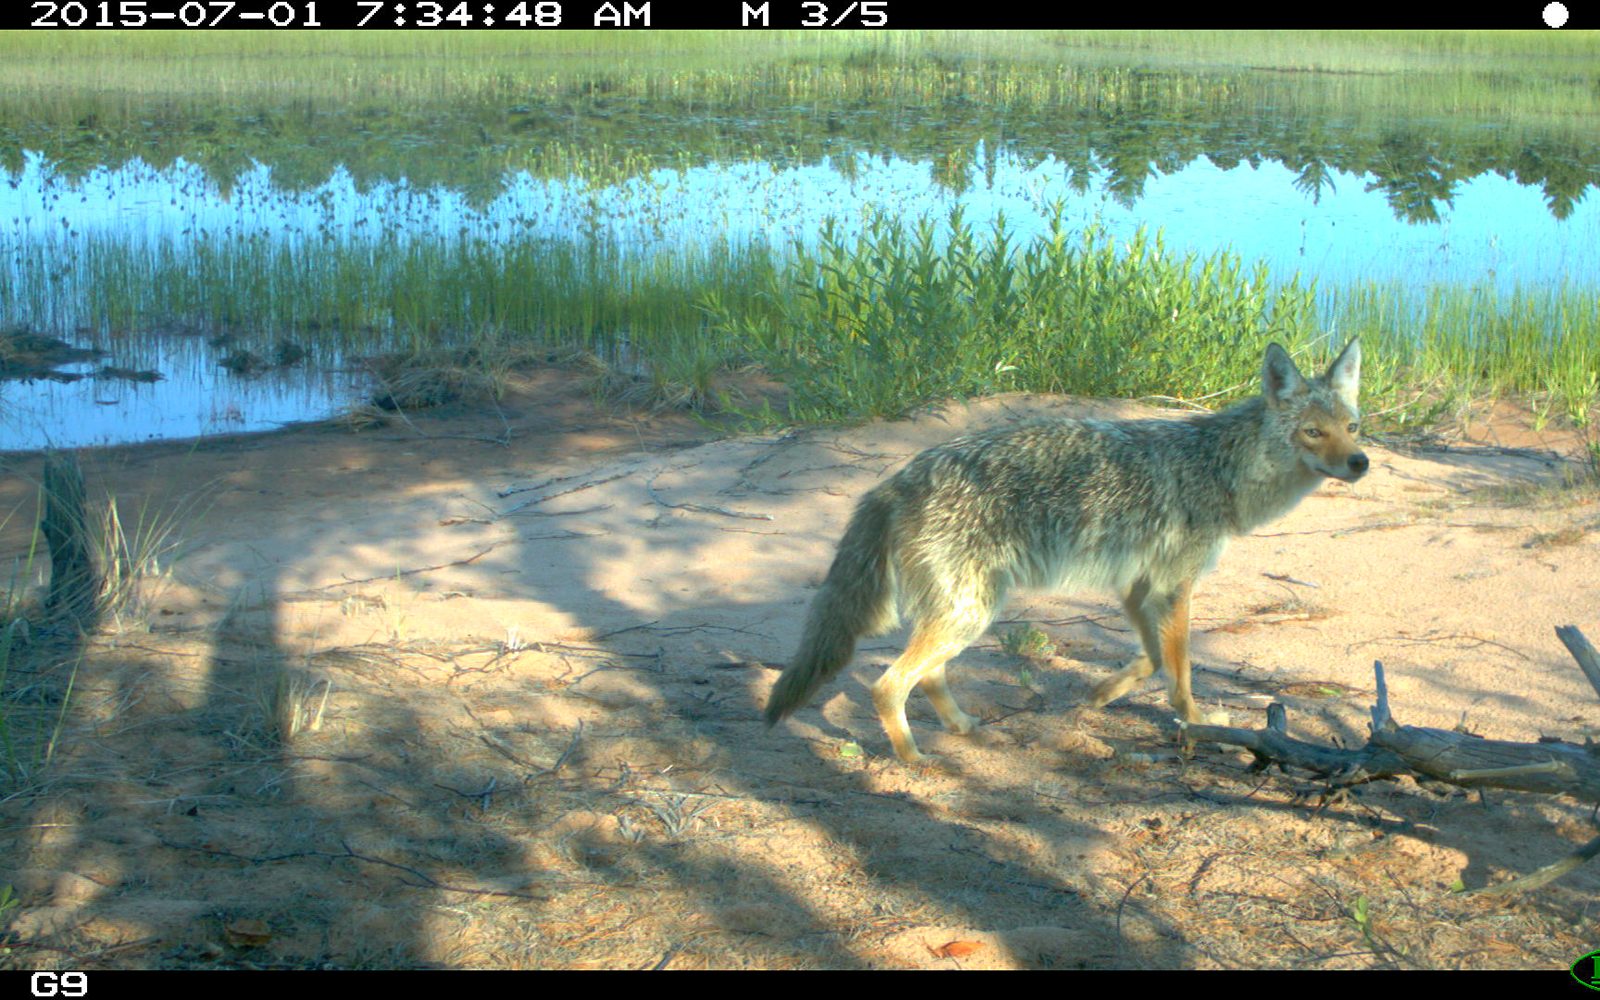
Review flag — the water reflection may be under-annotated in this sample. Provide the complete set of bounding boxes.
[6,144,1593,295]
[0,337,367,451]
[1,142,1594,449]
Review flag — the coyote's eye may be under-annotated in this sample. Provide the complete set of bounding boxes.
[1348,422,1359,434]
[1301,427,1321,439]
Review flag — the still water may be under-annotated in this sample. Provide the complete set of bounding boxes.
[2,139,1596,450]
[8,144,1594,288]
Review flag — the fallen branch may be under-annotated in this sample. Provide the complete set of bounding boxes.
[1556,624,1600,701]
[1181,701,1412,787]
[1475,831,1600,897]
[1182,626,1600,894]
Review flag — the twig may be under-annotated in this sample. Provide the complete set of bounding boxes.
[539,721,584,777]
[498,472,578,498]
[599,620,771,640]
[433,776,498,809]
[156,836,562,900]
[518,504,613,518]
[646,466,772,521]
[593,620,661,639]
[309,545,500,589]
[0,936,161,962]
[475,732,543,770]
[1254,520,1415,538]
[1263,572,1319,589]
[1114,871,1151,937]
[818,441,895,461]
[1347,631,1531,661]
[649,944,684,970]
[502,469,634,513]
[1138,375,1251,409]
[1405,441,1569,463]
[528,640,663,660]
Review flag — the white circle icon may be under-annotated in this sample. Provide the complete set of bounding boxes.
[1543,2,1569,26]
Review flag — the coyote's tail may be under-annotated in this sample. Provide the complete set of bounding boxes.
[764,487,899,725]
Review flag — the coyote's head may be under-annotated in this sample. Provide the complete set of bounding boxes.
[1262,340,1368,483]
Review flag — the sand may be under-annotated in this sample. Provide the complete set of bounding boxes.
[1,366,1596,969]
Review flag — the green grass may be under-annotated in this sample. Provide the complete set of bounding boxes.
[0,511,41,790]
[2,31,1592,92]
[1322,281,1600,431]
[1,226,778,358]
[0,472,189,791]
[705,207,1305,420]
[1000,625,1057,661]
[1,30,1595,198]
[0,31,1594,437]
[702,207,1600,428]
[0,636,80,793]
[10,201,1591,434]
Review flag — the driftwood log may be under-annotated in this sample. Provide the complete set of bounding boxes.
[1181,625,1600,895]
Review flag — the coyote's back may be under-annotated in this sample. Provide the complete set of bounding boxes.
[765,340,1367,763]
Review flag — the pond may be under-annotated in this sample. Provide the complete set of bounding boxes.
[9,143,1594,290]
[0,333,369,452]
[2,42,1597,449]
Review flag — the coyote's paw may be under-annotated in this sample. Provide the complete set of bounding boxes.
[906,750,960,774]
[941,710,979,736]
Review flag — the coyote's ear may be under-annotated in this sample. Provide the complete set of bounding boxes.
[1261,343,1308,408]
[1325,338,1361,411]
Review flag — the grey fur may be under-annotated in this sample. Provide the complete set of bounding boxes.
[766,340,1366,762]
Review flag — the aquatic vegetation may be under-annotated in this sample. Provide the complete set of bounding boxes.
[706,207,1600,427]
[0,31,1593,445]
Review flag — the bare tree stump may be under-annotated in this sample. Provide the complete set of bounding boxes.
[41,451,100,623]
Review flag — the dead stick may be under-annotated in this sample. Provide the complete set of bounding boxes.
[309,545,499,589]
[646,467,772,521]
[1555,625,1600,702]
[1474,831,1600,897]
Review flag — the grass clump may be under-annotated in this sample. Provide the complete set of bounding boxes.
[1000,624,1057,661]
[701,206,1598,432]
[0,621,81,793]
[365,348,511,413]
[708,205,1322,422]
[0,457,194,788]
[259,671,332,750]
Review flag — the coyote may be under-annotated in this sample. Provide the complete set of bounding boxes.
[765,340,1366,762]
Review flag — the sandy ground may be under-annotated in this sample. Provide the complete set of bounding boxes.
[1,366,1597,970]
